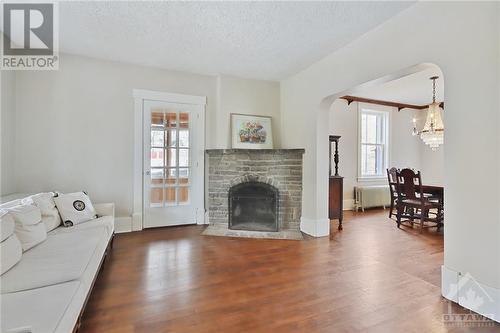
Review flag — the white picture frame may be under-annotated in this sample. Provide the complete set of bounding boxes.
[231,113,273,149]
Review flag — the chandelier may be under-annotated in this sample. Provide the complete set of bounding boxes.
[412,76,444,151]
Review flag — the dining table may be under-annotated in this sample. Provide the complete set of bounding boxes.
[417,184,444,205]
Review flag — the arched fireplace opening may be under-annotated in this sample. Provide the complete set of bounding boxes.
[228,181,279,232]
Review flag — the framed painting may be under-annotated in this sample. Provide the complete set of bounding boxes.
[231,114,273,149]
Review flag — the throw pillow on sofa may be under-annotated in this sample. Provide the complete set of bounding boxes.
[8,205,47,251]
[54,191,97,227]
[0,211,22,274]
[0,233,22,275]
[0,210,15,242]
[21,192,62,232]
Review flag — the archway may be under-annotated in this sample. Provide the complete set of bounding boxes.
[315,63,445,233]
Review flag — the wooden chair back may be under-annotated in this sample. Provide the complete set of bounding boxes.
[396,168,423,201]
[386,167,398,197]
[387,167,398,183]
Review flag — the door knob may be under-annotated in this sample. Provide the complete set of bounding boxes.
[145,170,151,175]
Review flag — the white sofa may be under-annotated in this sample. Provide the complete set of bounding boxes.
[0,199,115,333]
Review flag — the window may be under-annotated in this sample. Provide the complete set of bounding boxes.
[358,106,389,180]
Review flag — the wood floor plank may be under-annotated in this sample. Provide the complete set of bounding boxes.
[80,209,500,332]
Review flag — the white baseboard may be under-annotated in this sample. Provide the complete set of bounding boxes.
[442,265,500,323]
[343,199,355,211]
[300,217,329,237]
[132,212,142,231]
[114,216,132,233]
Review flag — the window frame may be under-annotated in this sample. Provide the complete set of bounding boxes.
[357,103,391,182]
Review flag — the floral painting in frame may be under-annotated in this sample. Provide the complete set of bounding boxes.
[231,114,273,149]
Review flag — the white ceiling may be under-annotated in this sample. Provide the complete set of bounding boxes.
[58,1,414,81]
[354,67,445,105]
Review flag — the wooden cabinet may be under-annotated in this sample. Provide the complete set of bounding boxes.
[329,135,343,232]
[329,176,343,230]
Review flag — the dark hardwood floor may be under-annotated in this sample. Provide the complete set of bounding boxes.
[80,209,500,332]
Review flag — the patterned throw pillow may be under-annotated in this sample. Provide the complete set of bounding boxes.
[54,192,97,227]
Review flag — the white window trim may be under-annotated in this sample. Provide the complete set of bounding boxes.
[357,102,391,182]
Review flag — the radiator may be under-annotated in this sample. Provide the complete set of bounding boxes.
[354,185,391,212]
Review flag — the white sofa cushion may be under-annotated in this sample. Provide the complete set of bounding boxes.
[1,281,81,333]
[22,193,62,232]
[0,226,106,293]
[54,192,97,227]
[7,204,42,226]
[8,205,47,251]
[15,222,47,252]
[49,215,114,237]
[0,210,15,241]
[0,234,23,275]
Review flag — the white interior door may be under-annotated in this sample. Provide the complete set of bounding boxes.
[143,99,204,228]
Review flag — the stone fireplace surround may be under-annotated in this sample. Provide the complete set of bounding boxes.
[203,149,305,240]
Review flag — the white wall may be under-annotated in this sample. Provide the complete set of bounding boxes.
[9,54,281,217]
[13,54,217,216]
[281,1,500,302]
[1,71,16,196]
[215,75,281,148]
[329,99,425,207]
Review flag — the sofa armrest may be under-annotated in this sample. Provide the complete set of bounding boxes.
[94,203,115,217]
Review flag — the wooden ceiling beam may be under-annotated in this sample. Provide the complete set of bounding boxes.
[340,95,444,111]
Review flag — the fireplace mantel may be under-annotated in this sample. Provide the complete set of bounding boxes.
[203,148,305,240]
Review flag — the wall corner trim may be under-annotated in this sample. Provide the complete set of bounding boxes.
[441,265,459,302]
[300,217,329,237]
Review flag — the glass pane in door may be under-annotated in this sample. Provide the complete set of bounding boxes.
[179,130,189,148]
[179,112,189,128]
[179,168,189,185]
[149,108,191,207]
[150,188,163,205]
[151,130,164,147]
[165,168,177,186]
[165,112,177,128]
[150,148,164,167]
[151,111,164,126]
[178,187,189,204]
[166,130,177,147]
[166,148,176,167]
[151,168,164,185]
[165,187,176,205]
[179,149,189,167]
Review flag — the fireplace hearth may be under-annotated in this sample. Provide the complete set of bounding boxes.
[229,182,279,232]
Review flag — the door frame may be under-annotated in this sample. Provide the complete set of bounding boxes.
[133,89,206,231]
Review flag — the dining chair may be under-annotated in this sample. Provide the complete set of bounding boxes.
[386,167,399,219]
[395,168,443,233]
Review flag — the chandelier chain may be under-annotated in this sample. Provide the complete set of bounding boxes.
[432,77,436,103]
